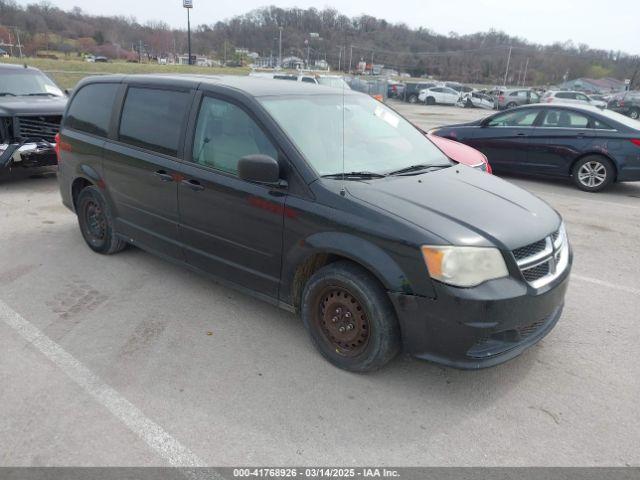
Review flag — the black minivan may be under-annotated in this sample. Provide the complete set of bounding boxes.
[57,75,572,371]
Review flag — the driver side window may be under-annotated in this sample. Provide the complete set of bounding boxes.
[487,110,539,127]
[191,97,278,175]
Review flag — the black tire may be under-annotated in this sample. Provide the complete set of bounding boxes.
[426,96,436,106]
[629,108,639,120]
[506,102,518,109]
[76,186,127,254]
[300,261,401,373]
[408,94,418,104]
[571,155,615,192]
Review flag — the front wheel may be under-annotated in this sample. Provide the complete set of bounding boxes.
[301,261,401,372]
[629,108,639,120]
[426,97,436,105]
[408,94,418,104]
[572,156,615,192]
[506,102,518,109]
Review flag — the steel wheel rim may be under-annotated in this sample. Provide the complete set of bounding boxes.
[84,200,106,242]
[578,161,607,188]
[314,286,370,357]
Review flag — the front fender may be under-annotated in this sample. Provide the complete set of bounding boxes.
[281,231,436,306]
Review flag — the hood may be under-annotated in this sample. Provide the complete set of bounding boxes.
[346,166,560,250]
[0,96,67,116]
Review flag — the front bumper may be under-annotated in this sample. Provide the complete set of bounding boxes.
[0,142,57,169]
[389,267,571,369]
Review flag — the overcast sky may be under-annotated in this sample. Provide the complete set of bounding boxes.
[16,0,640,55]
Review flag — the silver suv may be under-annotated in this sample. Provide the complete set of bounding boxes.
[542,91,606,109]
[495,89,540,110]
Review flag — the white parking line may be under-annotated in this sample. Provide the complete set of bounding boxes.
[572,274,640,297]
[0,299,207,469]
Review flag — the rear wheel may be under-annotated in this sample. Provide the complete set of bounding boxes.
[408,94,418,104]
[506,102,518,109]
[572,156,615,192]
[77,186,127,254]
[301,261,400,372]
[629,108,639,120]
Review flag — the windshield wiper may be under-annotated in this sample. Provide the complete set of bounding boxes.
[24,93,59,97]
[321,171,387,180]
[387,164,450,176]
[0,92,17,97]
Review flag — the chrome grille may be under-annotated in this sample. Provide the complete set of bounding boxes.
[513,226,569,288]
[17,115,62,143]
[522,262,550,282]
[513,239,547,261]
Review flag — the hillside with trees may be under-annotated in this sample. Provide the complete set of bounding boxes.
[1,1,638,86]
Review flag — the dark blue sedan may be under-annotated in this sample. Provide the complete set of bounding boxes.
[431,104,640,192]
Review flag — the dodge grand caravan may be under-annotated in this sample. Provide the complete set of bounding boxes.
[57,75,572,371]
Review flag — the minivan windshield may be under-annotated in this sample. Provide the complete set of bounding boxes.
[0,69,64,97]
[260,93,451,176]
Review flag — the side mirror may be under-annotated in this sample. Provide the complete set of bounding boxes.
[238,154,283,186]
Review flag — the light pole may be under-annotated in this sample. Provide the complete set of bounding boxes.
[278,26,283,69]
[503,46,512,87]
[183,0,193,65]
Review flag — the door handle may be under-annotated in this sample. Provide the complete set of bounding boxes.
[516,132,527,137]
[154,170,174,182]
[181,179,205,192]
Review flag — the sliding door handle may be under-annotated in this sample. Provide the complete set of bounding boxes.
[154,170,174,182]
[181,179,205,192]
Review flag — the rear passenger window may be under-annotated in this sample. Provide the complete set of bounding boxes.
[541,110,589,128]
[119,87,191,157]
[65,83,119,137]
[191,97,278,175]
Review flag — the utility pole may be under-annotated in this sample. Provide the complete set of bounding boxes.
[348,45,353,74]
[370,50,375,75]
[138,40,142,63]
[522,57,530,87]
[183,0,193,65]
[9,26,24,58]
[278,26,283,69]
[7,30,13,57]
[503,46,512,87]
[338,46,342,72]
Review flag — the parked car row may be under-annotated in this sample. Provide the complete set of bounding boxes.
[397,77,636,115]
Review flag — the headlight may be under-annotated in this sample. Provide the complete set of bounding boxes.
[421,245,508,287]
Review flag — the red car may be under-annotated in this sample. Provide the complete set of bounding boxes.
[428,134,492,173]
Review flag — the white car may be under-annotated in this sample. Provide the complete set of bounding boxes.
[458,91,494,110]
[542,91,606,109]
[418,86,460,105]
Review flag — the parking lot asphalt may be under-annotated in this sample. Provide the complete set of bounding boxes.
[1,102,639,467]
